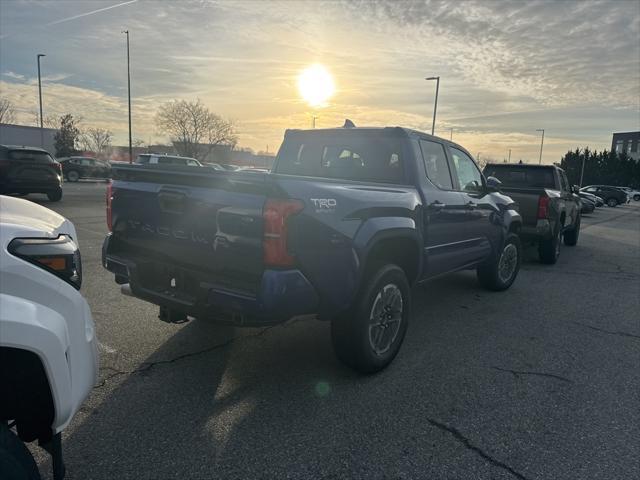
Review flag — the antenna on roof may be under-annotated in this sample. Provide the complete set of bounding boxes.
[343,119,356,128]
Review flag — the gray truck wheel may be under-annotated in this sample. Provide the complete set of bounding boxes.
[606,197,618,207]
[477,233,521,291]
[563,214,580,246]
[0,423,41,480]
[331,264,410,373]
[539,222,561,264]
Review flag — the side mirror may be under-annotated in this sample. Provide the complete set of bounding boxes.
[572,185,580,194]
[486,176,502,192]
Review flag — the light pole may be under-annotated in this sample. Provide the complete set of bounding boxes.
[37,54,45,148]
[450,128,453,141]
[536,128,545,164]
[508,149,511,162]
[312,115,317,129]
[123,30,132,164]
[426,76,440,136]
[579,154,587,187]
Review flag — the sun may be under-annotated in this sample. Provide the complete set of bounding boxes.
[297,64,335,107]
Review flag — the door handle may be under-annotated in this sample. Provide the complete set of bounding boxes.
[429,201,446,211]
[466,201,477,209]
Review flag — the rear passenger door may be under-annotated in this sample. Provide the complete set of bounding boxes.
[415,139,469,278]
[446,147,494,265]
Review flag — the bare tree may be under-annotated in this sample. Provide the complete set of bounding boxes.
[33,111,60,130]
[155,99,237,160]
[80,127,113,156]
[0,98,16,124]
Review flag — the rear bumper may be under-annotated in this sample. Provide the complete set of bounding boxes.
[520,219,552,240]
[102,234,319,326]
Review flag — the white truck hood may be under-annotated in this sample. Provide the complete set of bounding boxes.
[0,195,77,244]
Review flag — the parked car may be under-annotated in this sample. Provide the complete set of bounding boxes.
[103,125,522,373]
[221,164,241,171]
[135,153,202,166]
[578,191,603,207]
[58,156,112,182]
[579,197,595,214]
[483,163,581,264]
[0,145,63,202]
[618,187,640,202]
[581,185,628,207]
[0,195,98,480]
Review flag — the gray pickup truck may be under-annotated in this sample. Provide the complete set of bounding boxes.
[483,163,581,264]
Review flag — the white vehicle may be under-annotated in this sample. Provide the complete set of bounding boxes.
[619,187,640,201]
[0,195,98,480]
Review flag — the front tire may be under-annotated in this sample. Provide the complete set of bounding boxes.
[563,214,580,246]
[477,233,521,291]
[633,194,639,202]
[539,222,561,264]
[46,188,62,202]
[331,264,410,374]
[0,423,41,480]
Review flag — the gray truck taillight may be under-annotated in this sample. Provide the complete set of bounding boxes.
[8,235,82,289]
[262,198,304,267]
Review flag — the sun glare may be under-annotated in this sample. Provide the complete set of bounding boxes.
[297,64,335,107]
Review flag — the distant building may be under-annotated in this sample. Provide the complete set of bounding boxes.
[0,123,57,154]
[611,131,639,161]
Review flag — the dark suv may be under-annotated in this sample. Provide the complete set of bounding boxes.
[58,156,112,182]
[580,185,628,207]
[0,145,63,201]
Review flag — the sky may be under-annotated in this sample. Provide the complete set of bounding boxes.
[0,0,639,163]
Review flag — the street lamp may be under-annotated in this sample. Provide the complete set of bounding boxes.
[536,129,545,164]
[123,30,132,163]
[449,128,453,141]
[37,54,45,148]
[426,76,440,136]
[508,148,511,162]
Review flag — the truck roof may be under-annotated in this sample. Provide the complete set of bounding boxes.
[284,126,468,150]
[485,162,561,170]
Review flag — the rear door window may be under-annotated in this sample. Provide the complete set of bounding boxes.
[418,139,453,190]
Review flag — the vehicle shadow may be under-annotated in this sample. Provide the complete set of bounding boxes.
[53,269,522,479]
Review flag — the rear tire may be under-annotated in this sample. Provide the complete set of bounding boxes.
[0,423,41,480]
[331,264,410,374]
[563,214,580,246]
[633,194,639,201]
[606,197,618,207]
[66,170,80,182]
[46,188,62,202]
[477,233,521,291]
[539,222,561,264]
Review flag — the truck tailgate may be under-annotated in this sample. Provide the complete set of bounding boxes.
[498,187,557,226]
[109,165,273,294]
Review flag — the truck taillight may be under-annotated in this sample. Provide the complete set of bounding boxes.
[263,198,303,268]
[53,161,62,175]
[537,195,550,219]
[106,182,113,232]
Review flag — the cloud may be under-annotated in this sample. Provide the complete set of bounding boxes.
[0,0,638,162]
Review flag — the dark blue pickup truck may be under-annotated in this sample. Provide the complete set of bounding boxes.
[103,126,522,372]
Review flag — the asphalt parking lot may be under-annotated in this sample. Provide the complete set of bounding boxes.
[30,182,639,480]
